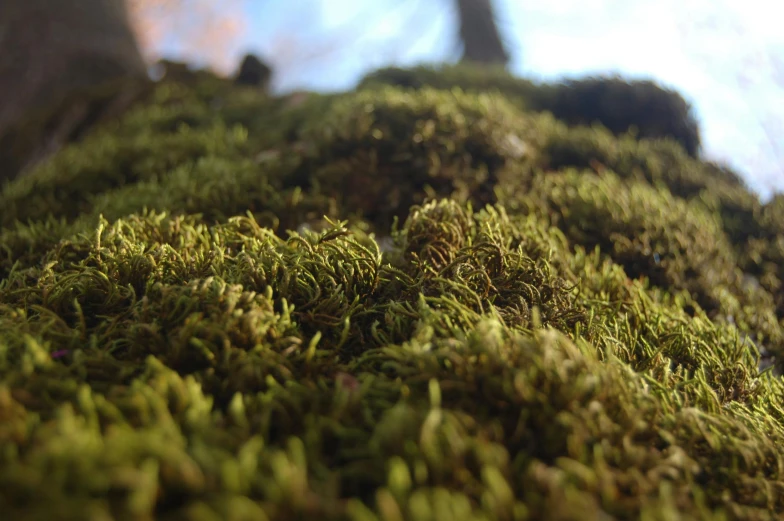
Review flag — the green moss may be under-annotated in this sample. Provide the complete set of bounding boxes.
[1,67,783,520]
[737,195,784,318]
[285,87,542,230]
[0,122,251,228]
[360,64,701,157]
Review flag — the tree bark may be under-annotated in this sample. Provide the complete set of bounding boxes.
[455,0,510,67]
[0,0,149,182]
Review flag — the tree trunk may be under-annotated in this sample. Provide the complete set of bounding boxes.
[0,0,149,182]
[455,0,510,67]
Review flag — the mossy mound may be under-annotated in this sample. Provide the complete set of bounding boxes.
[512,170,783,356]
[1,63,784,520]
[360,65,701,157]
[287,87,541,230]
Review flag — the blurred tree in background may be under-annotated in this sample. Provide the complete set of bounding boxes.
[455,0,510,66]
[0,0,149,182]
[0,0,146,141]
[0,0,252,183]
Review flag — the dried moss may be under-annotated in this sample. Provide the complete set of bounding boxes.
[1,68,783,520]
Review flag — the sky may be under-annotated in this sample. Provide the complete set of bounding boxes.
[171,0,784,200]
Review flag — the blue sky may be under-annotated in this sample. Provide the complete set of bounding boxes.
[170,0,783,200]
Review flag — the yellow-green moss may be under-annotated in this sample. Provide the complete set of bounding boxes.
[1,66,784,520]
[360,64,702,157]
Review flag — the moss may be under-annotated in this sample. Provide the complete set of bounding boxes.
[0,76,153,185]
[1,67,784,520]
[521,170,783,362]
[360,64,701,157]
[358,64,540,104]
[285,87,541,231]
[736,195,784,318]
[523,171,733,302]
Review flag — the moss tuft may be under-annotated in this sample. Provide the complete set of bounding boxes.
[1,66,783,520]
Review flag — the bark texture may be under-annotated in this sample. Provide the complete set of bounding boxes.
[455,0,510,66]
[0,0,148,182]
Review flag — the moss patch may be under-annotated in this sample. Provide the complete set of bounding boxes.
[1,63,783,520]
